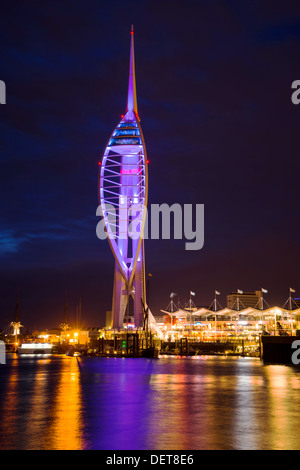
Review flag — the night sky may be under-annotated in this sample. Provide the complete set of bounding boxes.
[1,0,300,330]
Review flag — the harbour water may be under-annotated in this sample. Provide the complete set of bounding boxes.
[0,354,300,450]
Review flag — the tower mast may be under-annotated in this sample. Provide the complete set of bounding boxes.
[126,25,138,116]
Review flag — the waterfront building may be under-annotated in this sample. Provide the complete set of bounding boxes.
[158,304,300,341]
[36,328,97,347]
[293,298,300,309]
[227,290,262,310]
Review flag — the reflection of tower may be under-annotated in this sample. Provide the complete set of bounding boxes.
[10,294,23,344]
[99,26,148,329]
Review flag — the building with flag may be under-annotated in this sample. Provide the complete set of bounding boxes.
[227,290,262,310]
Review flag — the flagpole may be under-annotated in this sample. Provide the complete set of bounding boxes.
[237,290,240,337]
[189,291,192,336]
[169,293,177,328]
[215,291,216,340]
[171,294,173,329]
[214,292,217,340]
[289,288,294,335]
[261,289,264,330]
[189,291,196,336]
[289,288,293,335]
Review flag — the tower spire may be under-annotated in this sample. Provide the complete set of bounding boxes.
[126,24,138,116]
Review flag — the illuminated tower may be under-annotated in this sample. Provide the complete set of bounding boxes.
[99,26,148,329]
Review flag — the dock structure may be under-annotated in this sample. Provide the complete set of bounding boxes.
[261,335,300,365]
[73,329,260,359]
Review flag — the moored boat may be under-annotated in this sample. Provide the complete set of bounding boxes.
[17,343,54,355]
[140,347,159,358]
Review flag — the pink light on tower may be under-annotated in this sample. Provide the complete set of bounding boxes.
[99,26,148,328]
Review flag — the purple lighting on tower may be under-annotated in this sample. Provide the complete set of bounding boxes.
[99,26,148,328]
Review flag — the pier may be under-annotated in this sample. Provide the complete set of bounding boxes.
[261,335,300,364]
[59,332,261,359]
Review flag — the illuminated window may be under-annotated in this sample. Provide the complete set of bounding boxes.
[117,121,138,128]
[109,137,141,146]
[113,129,140,137]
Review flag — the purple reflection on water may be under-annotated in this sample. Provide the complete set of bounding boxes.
[1,355,300,450]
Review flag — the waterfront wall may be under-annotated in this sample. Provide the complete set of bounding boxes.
[261,336,300,364]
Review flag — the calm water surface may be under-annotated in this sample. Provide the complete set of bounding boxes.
[0,354,300,450]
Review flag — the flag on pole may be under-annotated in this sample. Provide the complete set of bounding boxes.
[170,292,177,299]
[290,288,296,293]
[215,291,220,295]
[190,291,196,296]
[237,289,243,294]
[261,288,268,293]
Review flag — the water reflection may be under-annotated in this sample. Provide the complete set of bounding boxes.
[264,365,300,450]
[48,357,83,450]
[1,355,300,449]
[0,355,83,450]
[23,358,52,449]
[0,356,19,449]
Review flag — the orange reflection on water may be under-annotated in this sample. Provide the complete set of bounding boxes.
[0,355,19,449]
[264,365,299,450]
[48,357,83,450]
[148,372,193,449]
